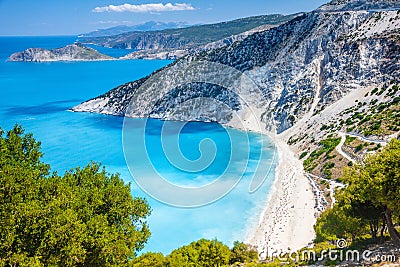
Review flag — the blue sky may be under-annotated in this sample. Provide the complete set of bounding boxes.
[0,0,328,36]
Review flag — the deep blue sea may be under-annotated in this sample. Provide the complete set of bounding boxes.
[0,36,277,254]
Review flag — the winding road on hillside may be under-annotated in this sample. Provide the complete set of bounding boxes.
[336,132,357,163]
[335,131,395,163]
[345,132,390,144]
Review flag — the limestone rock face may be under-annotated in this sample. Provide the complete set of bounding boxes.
[317,0,400,12]
[72,1,400,133]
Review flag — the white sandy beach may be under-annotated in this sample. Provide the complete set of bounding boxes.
[245,133,316,256]
[227,106,317,256]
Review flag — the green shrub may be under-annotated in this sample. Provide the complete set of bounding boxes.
[347,161,353,166]
[300,151,308,159]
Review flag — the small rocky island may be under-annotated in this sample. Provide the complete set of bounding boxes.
[8,43,114,62]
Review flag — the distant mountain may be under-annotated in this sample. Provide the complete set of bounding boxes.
[8,43,114,62]
[121,24,274,60]
[79,21,192,38]
[77,14,301,51]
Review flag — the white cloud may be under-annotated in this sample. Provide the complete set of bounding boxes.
[93,3,195,13]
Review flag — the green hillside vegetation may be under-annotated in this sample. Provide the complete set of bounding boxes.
[79,14,300,49]
[303,136,341,179]
[301,84,400,181]
[72,43,114,60]
[342,135,382,161]
[311,84,400,142]
[149,14,298,43]
[342,84,400,137]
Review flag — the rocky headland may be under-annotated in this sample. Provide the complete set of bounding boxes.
[8,43,114,62]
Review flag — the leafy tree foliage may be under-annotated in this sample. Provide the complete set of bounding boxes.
[0,125,151,266]
[341,139,400,245]
[315,204,363,242]
[229,241,258,264]
[315,139,400,246]
[131,240,259,266]
[166,239,231,267]
[339,196,385,243]
[130,252,165,267]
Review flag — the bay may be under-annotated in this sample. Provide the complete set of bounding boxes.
[0,36,277,254]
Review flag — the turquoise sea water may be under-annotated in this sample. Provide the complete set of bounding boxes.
[0,36,277,254]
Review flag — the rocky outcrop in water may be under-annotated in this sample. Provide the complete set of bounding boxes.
[72,0,400,133]
[8,43,114,62]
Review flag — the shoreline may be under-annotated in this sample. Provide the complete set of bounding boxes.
[245,132,316,255]
[224,107,316,254]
